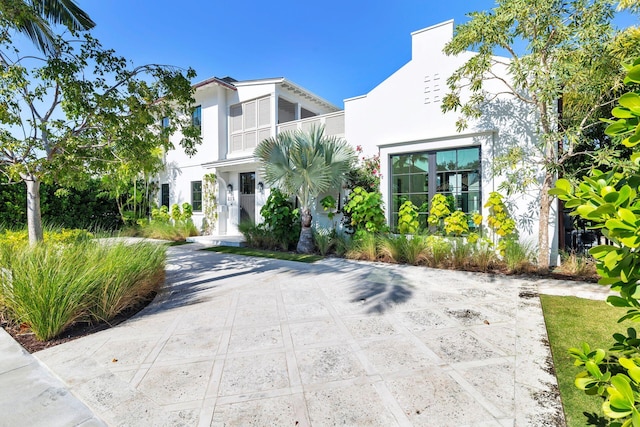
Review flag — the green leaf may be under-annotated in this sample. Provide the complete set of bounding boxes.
[608,296,632,308]
[607,120,633,136]
[619,208,637,224]
[628,65,640,83]
[613,107,637,119]
[620,93,640,110]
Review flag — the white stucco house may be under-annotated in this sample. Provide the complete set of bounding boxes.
[160,19,558,262]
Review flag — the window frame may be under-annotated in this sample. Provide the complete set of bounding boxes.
[191,181,202,212]
[192,105,201,132]
[389,146,481,231]
[161,183,170,208]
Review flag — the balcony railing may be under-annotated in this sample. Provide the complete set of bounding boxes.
[276,111,345,137]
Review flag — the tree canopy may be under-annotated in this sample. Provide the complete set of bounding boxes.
[0,29,201,243]
[441,0,634,268]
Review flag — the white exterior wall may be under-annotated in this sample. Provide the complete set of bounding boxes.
[345,20,558,264]
[162,78,342,236]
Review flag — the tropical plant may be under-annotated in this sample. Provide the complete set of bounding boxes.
[0,31,200,244]
[259,188,300,251]
[397,201,419,234]
[346,145,381,191]
[485,192,518,256]
[255,126,355,253]
[202,173,218,235]
[343,186,388,237]
[444,210,470,236]
[549,58,640,419]
[441,0,633,268]
[427,194,451,231]
[319,195,338,221]
[2,0,95,54]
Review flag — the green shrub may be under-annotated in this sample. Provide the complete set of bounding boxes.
[451,238,473,269]
[397,201,420,234]
[0,240,165,341]
[424,235,452,267]
[343,187,388,235]
[333,232,352,257]
[402,235,430,265]
[259,188,300,250]
[346,232,378,261]
[378,234,405,263]
[313,228,334,256]
[444,210,470,236]
[502,238,537,273]
[151,205,170,223]
[427,194,451,231]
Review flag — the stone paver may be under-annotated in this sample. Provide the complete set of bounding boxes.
[21,244,575,426]
[0,328,106,427]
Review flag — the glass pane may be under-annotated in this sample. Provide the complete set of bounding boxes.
[410,193,428,210]
[410,174,428,193]
[458,147,479,170]
[436,150,456,171]
[392,155,411,174]
[394,175,410,193]
[444,172,462,193]
[412,154,429,174]
[466,191,481,212]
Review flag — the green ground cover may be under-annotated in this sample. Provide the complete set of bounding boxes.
[540,294,636,426]
[204,246,322,263]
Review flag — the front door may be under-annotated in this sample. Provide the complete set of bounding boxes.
[239,172,256,224]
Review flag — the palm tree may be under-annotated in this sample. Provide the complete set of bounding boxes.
[2,0,95,53]
[255,126,356,253]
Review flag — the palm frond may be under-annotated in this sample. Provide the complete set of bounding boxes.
[255,125,356,210]
[31,0,95,31]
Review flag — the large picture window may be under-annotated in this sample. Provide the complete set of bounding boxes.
[390,147,480,230]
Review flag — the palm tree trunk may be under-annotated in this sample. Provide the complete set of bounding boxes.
[297,208,314,254]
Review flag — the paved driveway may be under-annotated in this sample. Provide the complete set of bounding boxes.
[36,245,564,426]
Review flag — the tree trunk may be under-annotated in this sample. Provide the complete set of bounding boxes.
[538,171,554,269]
[297,208,314,254]
[25,176,44,244]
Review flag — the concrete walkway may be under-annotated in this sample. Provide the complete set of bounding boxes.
[7,243,599,426]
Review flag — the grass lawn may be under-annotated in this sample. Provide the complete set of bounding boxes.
[540,294,637,427]
[204,246,322,263]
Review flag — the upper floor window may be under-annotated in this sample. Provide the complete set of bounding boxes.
[192,105,201,131]
[161,116,169,128]
[277,97,296,124]
[229,96,271,153]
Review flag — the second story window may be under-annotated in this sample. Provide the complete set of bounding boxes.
[192,105,201,132]
[229,96,271,153]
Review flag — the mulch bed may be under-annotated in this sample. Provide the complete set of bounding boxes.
[1,292,156,354]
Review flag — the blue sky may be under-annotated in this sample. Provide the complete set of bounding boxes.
[72,1,636,108]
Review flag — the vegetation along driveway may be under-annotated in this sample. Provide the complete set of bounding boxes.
[36,244,564,426]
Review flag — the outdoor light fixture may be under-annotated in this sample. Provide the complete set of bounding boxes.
[227,184,233,192]
[257,182,264,193]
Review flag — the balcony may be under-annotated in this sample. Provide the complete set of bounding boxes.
[276,111,345,137]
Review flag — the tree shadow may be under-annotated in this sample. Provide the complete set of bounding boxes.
[583,412,607,427]
[347,265,414,314]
